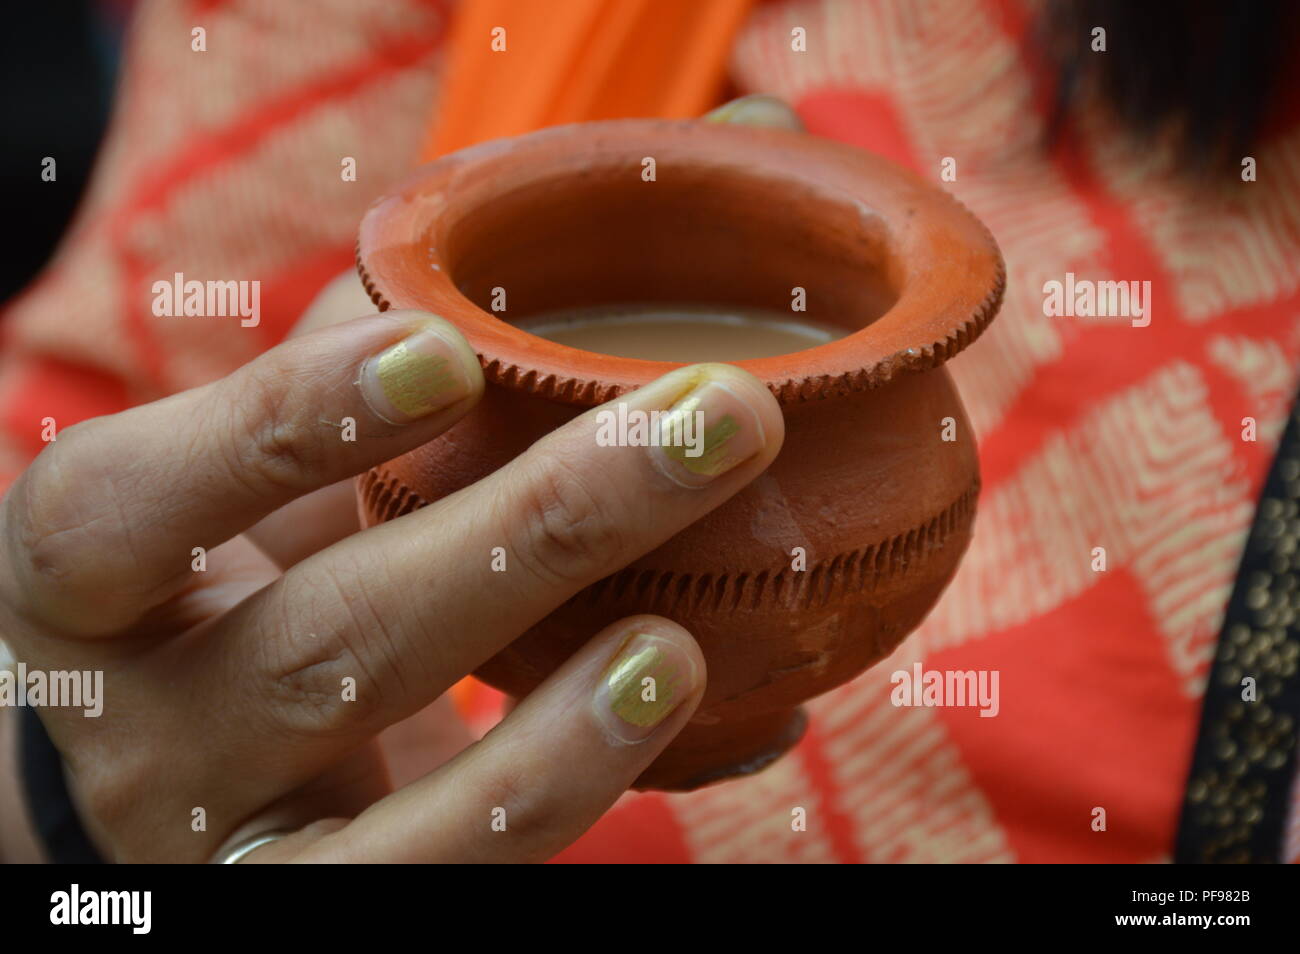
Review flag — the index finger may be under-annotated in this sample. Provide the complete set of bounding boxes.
[0,310,484,637]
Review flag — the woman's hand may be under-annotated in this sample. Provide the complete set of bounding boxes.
[0,311,784,862]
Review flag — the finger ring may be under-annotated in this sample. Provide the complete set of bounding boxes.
[215,829,293,864]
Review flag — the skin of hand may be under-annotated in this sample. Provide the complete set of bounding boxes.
[0,96,801,864]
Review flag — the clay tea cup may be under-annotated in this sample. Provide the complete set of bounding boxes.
[355,118,1004,790]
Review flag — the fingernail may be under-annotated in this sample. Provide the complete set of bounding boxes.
[652,374,766,488]
[594,634,698,744]
[703,94,804,130]
[359,326,474,424]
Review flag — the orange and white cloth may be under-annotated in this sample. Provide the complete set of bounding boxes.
[3,0,1300,863]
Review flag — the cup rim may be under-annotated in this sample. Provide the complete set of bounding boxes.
[357,118,1005,407]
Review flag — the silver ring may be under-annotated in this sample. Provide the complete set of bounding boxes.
[216,829,293,864]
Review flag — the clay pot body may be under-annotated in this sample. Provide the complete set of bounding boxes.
[356,120,1004,790]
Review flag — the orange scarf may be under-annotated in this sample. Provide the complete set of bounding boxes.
[423,0,755,159]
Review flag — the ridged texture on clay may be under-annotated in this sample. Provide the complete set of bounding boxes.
[355,235,1006,407]
[359,466,979,614]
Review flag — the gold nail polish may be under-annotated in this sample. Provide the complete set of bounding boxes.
[604,637,685,730]
[661,393,743,476]
[376,341,457,419]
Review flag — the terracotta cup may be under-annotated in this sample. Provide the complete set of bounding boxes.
[356,119,1004,790]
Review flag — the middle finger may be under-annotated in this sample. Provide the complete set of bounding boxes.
[217,362,782,747]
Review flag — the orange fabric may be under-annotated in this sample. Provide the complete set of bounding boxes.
[422,0,755,158]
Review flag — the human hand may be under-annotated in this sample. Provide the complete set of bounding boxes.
[0,312,783,862]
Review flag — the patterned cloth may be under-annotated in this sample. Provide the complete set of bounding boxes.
[3,0,1299,863]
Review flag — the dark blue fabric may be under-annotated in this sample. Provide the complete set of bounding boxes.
[19,705,105,864]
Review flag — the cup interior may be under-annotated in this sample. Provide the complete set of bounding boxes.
[440,158,903,334]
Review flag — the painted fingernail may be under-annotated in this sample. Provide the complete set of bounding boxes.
[652,373,766,488]
[594,634,698,744]
[359,326,474,424]
[703,94,804,130]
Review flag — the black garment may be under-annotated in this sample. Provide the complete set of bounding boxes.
[18,705,104,863]
[1174,396,1300,863]
[0,1,119,302]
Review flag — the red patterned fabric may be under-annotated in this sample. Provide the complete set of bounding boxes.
[4,0,1300,863]
[0,0,452,483]
[559,0,1300,864]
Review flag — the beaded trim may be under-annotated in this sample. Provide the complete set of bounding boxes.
[1175,394,1300,863]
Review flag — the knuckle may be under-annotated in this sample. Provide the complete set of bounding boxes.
[70,733,160,841]
[224,355,327,496]
[260,628,382,738]
[3,421,117,609]
[70,722,213,861]
[78,758,145,836]
[506,454,626,587]
[467,749,565,852]
[253,575,395,738]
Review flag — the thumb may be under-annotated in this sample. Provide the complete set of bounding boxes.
[704,93,804,130]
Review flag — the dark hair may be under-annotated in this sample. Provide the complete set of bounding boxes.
[1041,0,1298,170]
